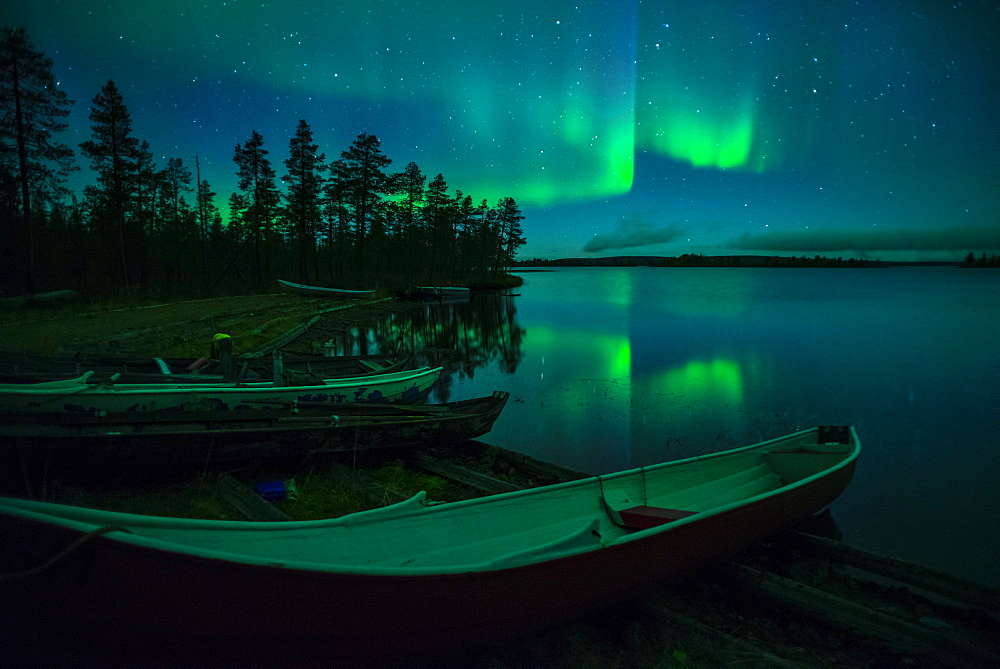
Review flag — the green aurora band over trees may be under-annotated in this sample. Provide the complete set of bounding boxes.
[2,2,997,282]
[0,29,526,295]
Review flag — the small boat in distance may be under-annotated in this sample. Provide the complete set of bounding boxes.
[419,285,471,300]
[278,279,376,298]
[0,426,859,656]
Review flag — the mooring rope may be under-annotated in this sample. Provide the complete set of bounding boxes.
[0,525,130,581]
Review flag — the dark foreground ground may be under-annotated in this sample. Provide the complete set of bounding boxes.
[2,294,998,667]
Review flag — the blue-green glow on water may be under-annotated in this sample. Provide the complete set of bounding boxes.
[368,267,1000,585]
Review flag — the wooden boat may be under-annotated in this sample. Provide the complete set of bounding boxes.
[419,285,470,300]
[278,279,376,298]
[0,427,859,656]
[0,366,443,415]
[0,351,409,384]
[0,391,509,452]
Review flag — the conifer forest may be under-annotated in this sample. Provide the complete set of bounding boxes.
[1,27,527,297]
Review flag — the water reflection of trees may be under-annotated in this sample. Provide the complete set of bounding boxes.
[352,293,525,401]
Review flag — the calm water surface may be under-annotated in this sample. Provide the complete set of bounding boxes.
[366,267,1000,585]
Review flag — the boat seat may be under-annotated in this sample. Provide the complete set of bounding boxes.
[359,360,386,372]
[617,506,697,530]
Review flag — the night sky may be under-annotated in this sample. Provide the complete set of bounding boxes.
[8,1,999,261]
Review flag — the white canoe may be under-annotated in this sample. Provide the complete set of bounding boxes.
[278,279,376,298]
[0,366,443,414]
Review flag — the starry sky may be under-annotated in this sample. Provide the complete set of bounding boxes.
[8,1,999,261]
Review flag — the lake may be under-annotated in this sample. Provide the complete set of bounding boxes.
[360,267,1000,587]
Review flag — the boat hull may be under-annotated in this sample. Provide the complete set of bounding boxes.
[0,428,858,658]
[277,279,376,298]
[0,367,443,414]
[0,392,509,456]
[419,286,470,301]
[0,351,409,384]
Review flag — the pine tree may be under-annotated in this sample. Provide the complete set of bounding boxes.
[195,174,217,265]
[282,119,325,282]
[397,162,425,242]
[494,196,526,276]
[1,27,76,293]
[161,157,192,232]
[79,80,141,287]
[339,133,392,274]
[233,130,281,287]
[322,158,350,281]
[132,140,158,234]
[424,173,450,275]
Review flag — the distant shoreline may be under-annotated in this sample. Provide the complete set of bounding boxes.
[517,254,964,269]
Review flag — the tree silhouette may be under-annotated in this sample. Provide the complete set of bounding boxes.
[79,80,141,287]
[233,129,281,287]
[2,29,528,296]
[1,27,76,294]
[340,133,392,275]
[282,119,325,283]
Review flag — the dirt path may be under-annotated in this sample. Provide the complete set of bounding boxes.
[0,294,415,357]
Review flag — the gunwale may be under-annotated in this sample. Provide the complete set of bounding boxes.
[0,366,444,412]
[0,427,859,576]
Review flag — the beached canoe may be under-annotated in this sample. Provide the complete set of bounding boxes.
[0,351,410,384]
[0,366,443,414]
[0,391,509,449]
[0,426,859,656]
[277,279,376,298]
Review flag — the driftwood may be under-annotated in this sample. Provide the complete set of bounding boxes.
[730,563,1000,667]
[783,530,1000,613]
[409,451,521,494]
[470,441,588,482]
[243,316,321,359]
[243,297,392,359]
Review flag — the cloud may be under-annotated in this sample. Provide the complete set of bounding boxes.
[583,215,684,253]
[726,225,1000,253]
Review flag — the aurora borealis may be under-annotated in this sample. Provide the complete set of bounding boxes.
[7,1,998,260]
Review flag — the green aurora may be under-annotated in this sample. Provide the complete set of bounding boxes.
[5,0,998,259]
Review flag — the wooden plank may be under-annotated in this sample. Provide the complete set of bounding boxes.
[731,564,1000,667]
[215,473,292,521]
[410,451,522,494]
[244,316,320,359]
[783,531,1000,614]
[475,441,589,481]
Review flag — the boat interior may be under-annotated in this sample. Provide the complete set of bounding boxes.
[1,428,858,574]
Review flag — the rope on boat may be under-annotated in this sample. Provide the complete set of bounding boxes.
[0,525,130,581]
